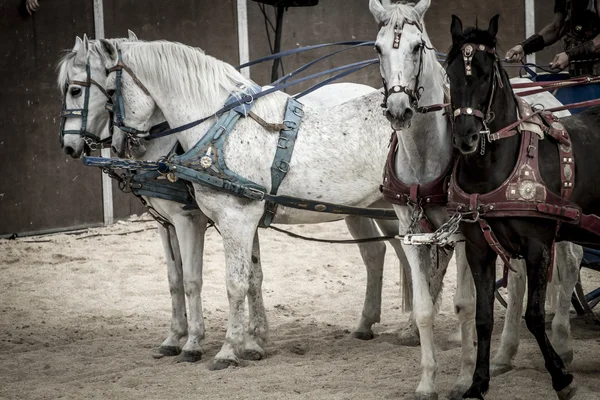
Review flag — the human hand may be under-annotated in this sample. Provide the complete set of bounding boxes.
[550,52,569,70]
[26,0,39,15]
[505,45,525,62]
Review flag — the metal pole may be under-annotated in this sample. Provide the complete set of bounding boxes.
[237,0,251,78]
[524,0,536,67]
[93,0,114,226]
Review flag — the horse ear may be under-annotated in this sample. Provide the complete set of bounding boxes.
[450,14,464,44]
[127,29,138,41]
[75,34,89,65]
[73,36,83,52]
[99,39,118,62]
[414,0,431,20]
[488,14,500,38]
[369,0,387,23]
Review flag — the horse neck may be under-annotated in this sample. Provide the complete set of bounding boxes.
[394,55,451,184]
[457,72,520,193]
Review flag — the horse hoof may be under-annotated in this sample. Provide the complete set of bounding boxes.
[462,387,485,400]
[242,349,265,361]
[208,358,239,371]
[158,345,181,356]
[412,392,438,400]
[447,385,468,400]
[557,383,578,400]
[351,330,374,341]
[175,350,202,363]
[560,350,574,366]
[490,363,513,377]
[398,332,420,347]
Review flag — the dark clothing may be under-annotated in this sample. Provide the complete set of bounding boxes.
[555,0,600,76]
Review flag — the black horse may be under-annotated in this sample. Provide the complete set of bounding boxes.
[445,14,600,400]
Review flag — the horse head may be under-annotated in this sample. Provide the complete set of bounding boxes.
[58,31,140,158]
[445,14,503,154]
[369,0,432,130]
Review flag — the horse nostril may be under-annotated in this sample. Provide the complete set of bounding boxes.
[64,146,74,156]
[403,108,414,121]
[385,109,394,122]
[469,133,479,144]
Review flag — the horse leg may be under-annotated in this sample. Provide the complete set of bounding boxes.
[551,242,582,367]
[523,243,576,399]
[374,219,418,346]
[211,210,261,370]
[157,223,187,356]
[173,213,209,363]
[491,258,526,376]
[345,216,387,340]
[402,242,442,400]
[448,242,476,400]
[243,231,269,360]
[462,242,497,400]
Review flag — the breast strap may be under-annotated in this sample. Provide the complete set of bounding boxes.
[381,133,453,233]
[447,109,584,286]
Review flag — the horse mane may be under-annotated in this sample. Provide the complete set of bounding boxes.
[116,40,257,115]
[56,38,129,95]
[380,2,421,32]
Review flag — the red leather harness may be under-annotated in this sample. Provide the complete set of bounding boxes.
[447,104,581,286]
[381,132,453,233]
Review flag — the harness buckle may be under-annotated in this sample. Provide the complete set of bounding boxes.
[291,106,304,117]
[276,160,290,173]
[283,120,297,130]
[245,187,265,201]
[277,137,290,149]
[487,132,499,142]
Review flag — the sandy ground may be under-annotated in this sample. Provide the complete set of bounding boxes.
[1,215,599,400]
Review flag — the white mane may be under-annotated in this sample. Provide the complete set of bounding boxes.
[116,41,261,115]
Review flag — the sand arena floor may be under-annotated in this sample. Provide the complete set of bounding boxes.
[1,216,599,399]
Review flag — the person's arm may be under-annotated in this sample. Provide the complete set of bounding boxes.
[550,7,600,70]
[505,8,566,62]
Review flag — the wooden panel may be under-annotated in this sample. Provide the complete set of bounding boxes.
[0,0,102,236]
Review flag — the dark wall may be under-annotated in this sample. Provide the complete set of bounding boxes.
[0,0,102,236]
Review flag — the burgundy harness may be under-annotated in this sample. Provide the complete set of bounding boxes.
[381,132,453,233]
[446,42,600,286]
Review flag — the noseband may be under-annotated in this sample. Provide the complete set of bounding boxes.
[59,63,113,150]
[378,19,430,110]
[452,43,504,139]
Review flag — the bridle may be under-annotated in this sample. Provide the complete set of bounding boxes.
[59,63,113,150]
[105,50,154,137]
[451,42,505,153]
[378,19,432,110]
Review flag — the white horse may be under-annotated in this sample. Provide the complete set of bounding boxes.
[60,35,412,364]
[370,0,583,398]
[87,33,426,371]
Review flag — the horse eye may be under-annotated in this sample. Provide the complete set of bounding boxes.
[107,89,116,97]
[70,87,82,97]
[412,44,421,53]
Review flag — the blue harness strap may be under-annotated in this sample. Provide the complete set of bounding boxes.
[262,97,304,226]
[131,170,197,207]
